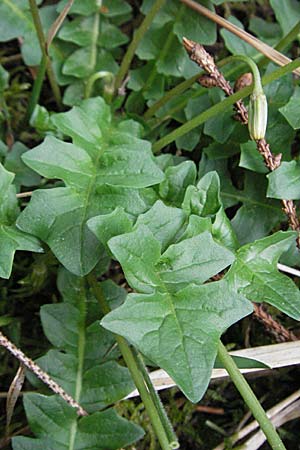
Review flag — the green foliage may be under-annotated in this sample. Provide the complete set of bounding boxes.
[98,201,252,402]
[12,269,144,449]
[17,97,163,275]
[226,231,300,319]
[267,161,300,200]
[1,1,300,448]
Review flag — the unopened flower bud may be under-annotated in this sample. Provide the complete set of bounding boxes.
[248,91,268,140]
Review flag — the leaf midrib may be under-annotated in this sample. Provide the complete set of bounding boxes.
[78,144,104,273]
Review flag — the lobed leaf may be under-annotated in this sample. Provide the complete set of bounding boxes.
[100,205,251,402]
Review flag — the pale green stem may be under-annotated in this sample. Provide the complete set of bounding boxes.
[217,341,286,450]
[86,273,176,450]
[69,279,87,450]
[131,348,179,449]
[152,57,300,153]
[114,0,166,92]
[90,2,101,73]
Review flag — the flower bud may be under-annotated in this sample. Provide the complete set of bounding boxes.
[248,91,268,140]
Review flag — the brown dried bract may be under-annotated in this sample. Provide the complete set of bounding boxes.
[234,72,253,92]
[198,74,218,88]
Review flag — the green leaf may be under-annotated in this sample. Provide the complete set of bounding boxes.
[13,269,143,449]
[267,161,300,200]
[239,141,268,174]
[270,0,300,34]
[57,1,131,81]
[88,207,133,251]
[229,172,283,245]
[4,142,41,188]
[279,86,300,130]
[0,2,58,66]
[159,161,197,207]
[62,47,118,79]
[221,16,257,56]
[249,17,281,46]
[17,98,163,275]
[226,231,300,319]
[102,279,252,402]
[100,216,251,402]
[59,16,128,49]
[203,91,236,144]
[183,171,239,250]
[12,395,143,450]
[198,158,284,245]
[0,164,42,279]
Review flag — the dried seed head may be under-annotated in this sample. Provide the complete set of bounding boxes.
[198,74,218,88]
[234,72,253,92]
[248,91,268,140]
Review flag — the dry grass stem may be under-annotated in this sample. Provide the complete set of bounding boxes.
[0,331,88,416]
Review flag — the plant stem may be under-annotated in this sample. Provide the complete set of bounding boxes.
[114,0,166,92]
[131,348,179,448]
[152,57,300,153]
[276,20,300,52]
[28,0,62,114]
[86,273,175,450]
[26,54,47,121]
[217,341,286,450]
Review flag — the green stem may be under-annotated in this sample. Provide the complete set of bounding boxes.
[86,273,175,450]
[28,0,62,113]
[26,54,47,121]
[152,57,300,153]
[229,55,263,93]
[217,341,286,450]
[114,0,166,92]
[131,348,179,449]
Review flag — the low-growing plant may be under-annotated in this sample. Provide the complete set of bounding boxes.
[1,1,300,449]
